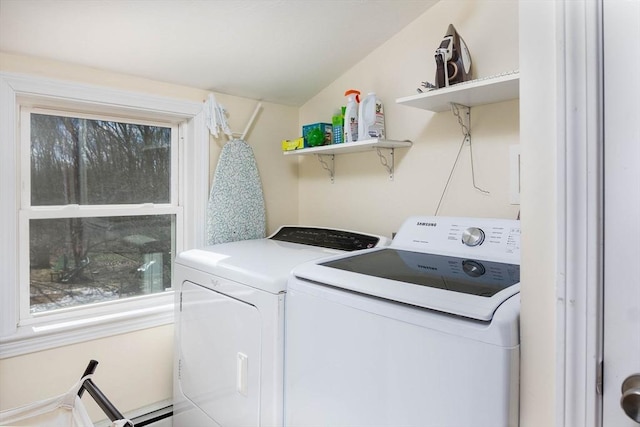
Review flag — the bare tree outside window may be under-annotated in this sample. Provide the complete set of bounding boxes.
[28,113,175,313]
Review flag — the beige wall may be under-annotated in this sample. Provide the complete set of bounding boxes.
[295,1,558,424]
[296,0,520,238]
[0,326,174,420]
[0,52,298,420]
[1,0,560,424]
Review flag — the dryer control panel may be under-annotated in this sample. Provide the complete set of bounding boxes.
[269,226,388,251]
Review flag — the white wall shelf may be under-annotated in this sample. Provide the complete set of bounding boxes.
[283,138,412,183]
[282,138,412,156]
[395,71,519,112]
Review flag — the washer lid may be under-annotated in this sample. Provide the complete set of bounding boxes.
[292,248,520,321]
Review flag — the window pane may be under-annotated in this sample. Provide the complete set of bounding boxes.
[29,215,174,313]
[30,113,171,206]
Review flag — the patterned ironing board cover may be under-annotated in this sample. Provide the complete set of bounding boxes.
[206,139,266,245]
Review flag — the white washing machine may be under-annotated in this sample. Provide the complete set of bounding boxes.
[172,226,389,427]
[284,216,521,427]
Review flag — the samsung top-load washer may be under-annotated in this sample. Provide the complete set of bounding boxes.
[284,216,521,427]
[172,226,389,427]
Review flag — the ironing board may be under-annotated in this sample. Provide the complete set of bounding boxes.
[206,139,266,245]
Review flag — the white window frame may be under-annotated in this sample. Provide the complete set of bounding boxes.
[0,73,209,358]
[19,108,181,322]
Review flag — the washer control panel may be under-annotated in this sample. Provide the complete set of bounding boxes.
[392,216,520,264]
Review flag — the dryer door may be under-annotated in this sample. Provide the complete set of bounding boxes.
[178,280,261,426]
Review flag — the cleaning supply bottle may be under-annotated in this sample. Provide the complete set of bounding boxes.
[343,89,360,143]
[358,92,385,139]
[332,108,344,144]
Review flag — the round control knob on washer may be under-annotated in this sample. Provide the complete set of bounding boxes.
[462,260,486,277]
[462,227,485,247]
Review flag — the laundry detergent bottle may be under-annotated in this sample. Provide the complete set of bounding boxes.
[358,92,385,139]
[343,89,360,143]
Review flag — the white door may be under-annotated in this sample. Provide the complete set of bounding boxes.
[603,0,640,425]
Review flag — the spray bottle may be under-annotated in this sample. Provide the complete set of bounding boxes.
[343,89,360,143]
[358,92,385,139]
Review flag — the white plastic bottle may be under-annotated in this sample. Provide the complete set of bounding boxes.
[358,92,385,139]
[343,89,360,143]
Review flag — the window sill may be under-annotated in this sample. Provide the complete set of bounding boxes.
[0,293,174,359]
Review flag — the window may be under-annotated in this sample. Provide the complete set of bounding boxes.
[24,110,178,314]
[0,73,208,357]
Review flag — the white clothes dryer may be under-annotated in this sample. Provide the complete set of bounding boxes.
[173,226,389,427]
[284,216,521,427]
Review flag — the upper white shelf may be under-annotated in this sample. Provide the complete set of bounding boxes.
[396,71,520,112]
[283,138,412,156]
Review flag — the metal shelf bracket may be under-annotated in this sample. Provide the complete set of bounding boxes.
[376,147,396,181]
[316,154,335,183]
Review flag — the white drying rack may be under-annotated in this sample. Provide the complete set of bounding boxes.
[0,360,133,427]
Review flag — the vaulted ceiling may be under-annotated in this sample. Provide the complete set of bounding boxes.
[0,0,437,105]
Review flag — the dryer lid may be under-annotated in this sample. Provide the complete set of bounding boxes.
[176,227,389,294]
[176,239,342,294]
